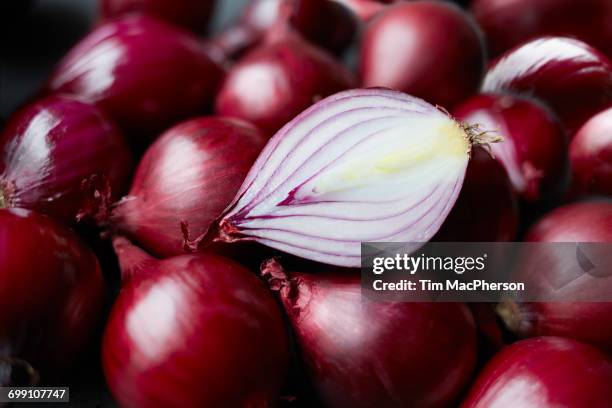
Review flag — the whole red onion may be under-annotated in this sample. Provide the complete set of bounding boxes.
[262,259,477,408]
[482,36,612,135]
[102,238,288,408]
[461,337,612,407]
[569,107,612,197]
[359,1,485,108]
[471,0,612,59]
[0,208,105,385]
[0,95,132,224]
[112,117,266,258]
[47,16,224,147]
[215,30,356,134]
[99,0,216,32]
[453,94,568,203]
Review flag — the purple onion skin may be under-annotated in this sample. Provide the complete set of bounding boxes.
[263,260,477,408]
[359,1,485,108]
[482,36,612,136]
[100,0,216,32]
[471,0,612,59]
[46,16,224,148]
[112,117,267,258]
[103,238,288,408]
[0,208,105,385]
[461,337,612,407]
[0,95,132,225]
[569,107,612,197]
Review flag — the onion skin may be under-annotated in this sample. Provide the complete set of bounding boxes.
[461,337,612,407]
[103,238,288,408]
[359,1,485,108]
[482,36,612,135]
[332,0,387,21]
[471,0,612,59]
[99,0,216,32]
[0,95,132,224]
[46,16,224,147]
[112,117,266,258]
[453,93,568,203]
[215,31,356,134]
[0,208,105,385]
[569,107,612,197]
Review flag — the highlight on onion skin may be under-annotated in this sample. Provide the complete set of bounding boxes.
[497,201,612,352]
[569,107,612,198]
[359,1,486,108]
[111,117,267,258]
[215,29,357,135]
[102,237,289,408]
[262,259,477,408]
[471,0,612,59]
[453,93,569,204]
[46,15,224,147]
[0,95,132,224]
[461,337,612,408]
[0,208,105,386]
[482,36,612,136]
[332,0,387,21]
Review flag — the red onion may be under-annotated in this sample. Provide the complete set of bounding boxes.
[102,237,288,408]
[112,117,266,258]
[262,259,477,408]
[482,36,612,135]
[434,147,519,242]
[332,0,388,21]
[497,201,612,351]
[215,30,356,134]
[471,0,612,59]
[214,88,499,267]
[0,208,105,385]
[0,95,132,224]
[46,16,224,147]
[453,93,568,203]
[569,107,612,197]
[461,337,612,407]
[359,1,485,108]
[99,0,216,32]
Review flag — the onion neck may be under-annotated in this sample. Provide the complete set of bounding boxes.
[462,122,504,154]
[0,357,39,387]
[496,300,533,337]
[112,237,155,283]
[0,185,7,209]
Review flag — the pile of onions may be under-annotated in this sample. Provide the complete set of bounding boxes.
[102,238,288,408]
[482,36,612,135]
[569,107,612,197]
[461,337,612,407]
[262,259,477,408]
[0,208,105,386]
[498,201,612,351]
[46,16,224,147]
[111,117,266,258]
[213,88,499,267]
[0,95,132,224]
[359,1,485,108]
[215,29,356,134]
[453,93,568,204]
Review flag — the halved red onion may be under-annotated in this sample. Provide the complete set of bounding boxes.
[214,88,498,267]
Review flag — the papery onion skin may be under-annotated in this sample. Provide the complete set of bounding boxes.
[215,31,357,134]
[461,337,612,408]
[262,259,477,408]
[0,208,105,385]
[471,0,612,59]
[453,93,568,204]
[569,107,612,197]
[498,201,612,352]
[482,36,612,135]
[112,117,266,258]
[0,95,132,224]
[359,1,485,108]
[46,16,224,147]
[102,238,288,408]
[99,0,216,32]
